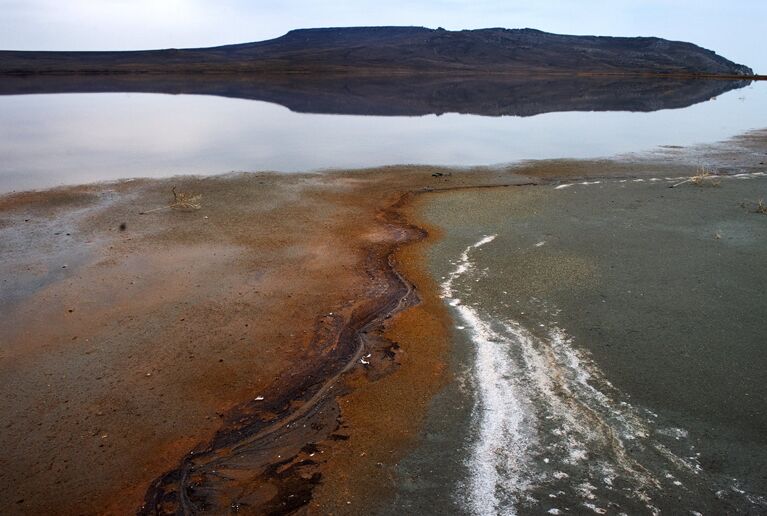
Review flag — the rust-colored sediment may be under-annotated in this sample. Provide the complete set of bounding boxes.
[137,189,434,514]
[0,166,484,515]
[307,200,450,515]
[135,181,462,515]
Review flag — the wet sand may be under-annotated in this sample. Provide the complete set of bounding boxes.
[400,173,767,513]
[0,166,514,514]
[0,129,765,514]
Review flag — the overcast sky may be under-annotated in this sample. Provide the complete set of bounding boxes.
[1,0,764,72]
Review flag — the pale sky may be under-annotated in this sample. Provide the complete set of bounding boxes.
[1,0,764,72]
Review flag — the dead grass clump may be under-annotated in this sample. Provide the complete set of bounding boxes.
[140,186,202,214]
[169,186,202,210]
[690,170,721,187]
[739,199,767,215]
[671,167,721,188]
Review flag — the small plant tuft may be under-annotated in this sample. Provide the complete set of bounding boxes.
[739,199,767,215]
[140,186,202,214]
[690,170,721,187]
[169,186,202,211]
[670,167,721,188]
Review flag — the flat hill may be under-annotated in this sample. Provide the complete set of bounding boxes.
[0,27,755,77]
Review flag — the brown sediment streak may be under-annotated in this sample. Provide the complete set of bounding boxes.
[139,191,427,514]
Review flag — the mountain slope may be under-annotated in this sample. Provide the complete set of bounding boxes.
[0,27,754,76]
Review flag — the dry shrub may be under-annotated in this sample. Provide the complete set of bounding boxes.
[671,167,721,188]
[689,169,721,187]
[170,186,202,211]
[739,199,767,215]
[140,186,202,214]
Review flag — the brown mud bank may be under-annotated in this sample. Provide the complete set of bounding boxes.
[0,166,518,515]
[1,129,766,515]
[139,191,433,514]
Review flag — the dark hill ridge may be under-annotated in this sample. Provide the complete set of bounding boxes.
[0,27,755,76]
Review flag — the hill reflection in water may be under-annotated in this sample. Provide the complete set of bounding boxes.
[1,75,763,193]
[0,74,750,117]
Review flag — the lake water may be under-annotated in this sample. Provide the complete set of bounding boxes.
[0,77,765,193]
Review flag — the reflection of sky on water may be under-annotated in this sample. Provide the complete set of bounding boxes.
[0,82,764,193]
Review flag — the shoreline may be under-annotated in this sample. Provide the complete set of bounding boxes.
[1,130,765,513]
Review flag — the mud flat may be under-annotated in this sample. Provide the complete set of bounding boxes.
[0,129,765,514]
[392,172,767,514]
[0,165,515,514]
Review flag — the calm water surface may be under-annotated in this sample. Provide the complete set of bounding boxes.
[0,81,765,193]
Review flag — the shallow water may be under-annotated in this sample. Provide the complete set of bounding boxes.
[0,80,765,193]
[388,175,767,515]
